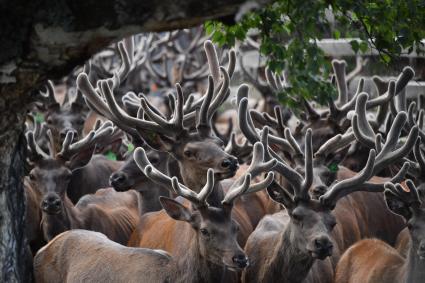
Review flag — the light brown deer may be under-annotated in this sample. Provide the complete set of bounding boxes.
[33,151,274,283]
[335,180,425,283]
[25,122,140,249]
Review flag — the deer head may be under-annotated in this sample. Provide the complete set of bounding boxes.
[133,142,275,270]
[78,39,239,191]
[37,79,90,150]
[26,121,115,215]
[385,181,425,259]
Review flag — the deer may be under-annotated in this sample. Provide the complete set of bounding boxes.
[291,61,414,153]
[78,39,277,240]
[237,126,409,283]
[236,85,417,280]
[109,145,172,214]
[25,121,140,251]
[33,147,274,283]
[335,180,425,283]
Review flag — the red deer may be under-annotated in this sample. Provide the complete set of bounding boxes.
[78,39,276,238]
[33,159,274,283]
[335,180,425,283]
[110,147,171,214]
[25,122,140,250]
[239,125,410,283]
[237,90,416,281]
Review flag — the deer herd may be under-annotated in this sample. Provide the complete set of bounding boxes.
[23,28,425,283]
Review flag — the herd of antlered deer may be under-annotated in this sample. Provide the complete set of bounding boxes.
[24,28,425,283]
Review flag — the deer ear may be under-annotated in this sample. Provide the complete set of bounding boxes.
[66,147,95,171]
[325,145,349,166]
[384,191,412,220]
[160,197,192,222]
[267,186,294,210]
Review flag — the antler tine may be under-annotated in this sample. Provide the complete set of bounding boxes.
[300,129,313,196]
[265,67,278,91]
[408,102,417,129]
[58,122,114,160]
[207,67,230,121]
[222,172,275,205]
[414,138,425,175]
[172,168,215,207]
[259,126,305,196]
[112,39,133,89]
[40,80,58,105]
[139,84,184,135]
[346,56,368,82]
[225,132,253,162]
[373,114,418,174]
[320,149,376,208]
[134,147,181,192]
[46,129,57,157]
[26,131,50,161]
[352,92,376,148]
[204,40,220,84]
[284,128,303,156]
[100,79,171,136]
[332,60,348,106]
[315,128,355,158]
[196,76,214,133]
[384,180,421,206]
[366,80,396,109]
[395,66,415,95]
[232,141,277,189]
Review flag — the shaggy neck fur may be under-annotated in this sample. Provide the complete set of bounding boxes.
[263,222,315,283]
[404,240,425,283]
[172,231,228,283]
[41,196,81,241]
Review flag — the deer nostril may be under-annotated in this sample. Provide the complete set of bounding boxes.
[221,159,232,168]
[110,172,127,185]
[232,254,249,268]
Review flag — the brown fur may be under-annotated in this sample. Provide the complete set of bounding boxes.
[335,239,405,283]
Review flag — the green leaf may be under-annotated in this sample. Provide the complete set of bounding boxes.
[127,143,135,153]
[105,150,117,161]
[350,40,360,53]
[34,112,44,123]
[328,163,339,173]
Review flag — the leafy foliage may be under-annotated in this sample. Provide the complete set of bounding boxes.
[205,0,425,108]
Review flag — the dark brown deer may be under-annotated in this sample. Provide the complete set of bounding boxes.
[33,155,274,283]
[109,146,171,214]
[237,89,416,281]
[335,180,425,283]
[239,126,409,283]
[25,122,140,248]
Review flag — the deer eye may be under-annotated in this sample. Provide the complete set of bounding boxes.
[29,173,36,181]
[46,118,53,125]
[291,212,303,222]
[184,150,192,158]
[200,228,210,237]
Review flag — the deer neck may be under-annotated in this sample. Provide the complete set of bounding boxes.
[266,222,315,283]
[40,196,81,241]
[173,230,228,283]
[179,165,225,207]
[135,181,169,214]
[404,239,425,283]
